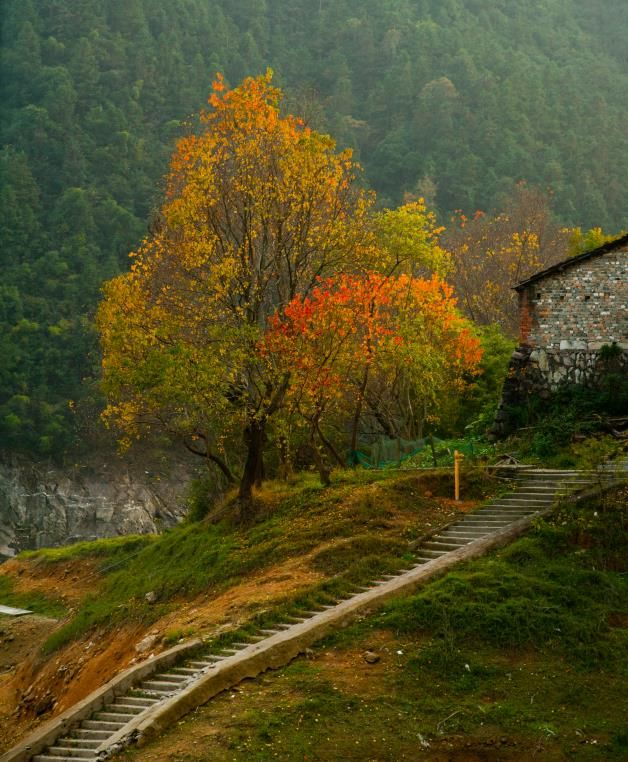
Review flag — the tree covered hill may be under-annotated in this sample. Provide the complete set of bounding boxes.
[1,0,627,456]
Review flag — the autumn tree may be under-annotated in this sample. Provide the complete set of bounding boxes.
[98,72,377,504]
[262,272,482,483]
[443,185,571,335]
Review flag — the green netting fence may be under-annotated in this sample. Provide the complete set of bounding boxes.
[349,435,480,469]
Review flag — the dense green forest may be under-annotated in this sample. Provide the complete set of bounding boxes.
[1,0,627,456]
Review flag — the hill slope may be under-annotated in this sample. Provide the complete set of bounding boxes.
[1,0,628,455]
[0,468,492,750]
[111,485,628,761]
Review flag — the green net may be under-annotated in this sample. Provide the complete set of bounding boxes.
[349,436,479,468]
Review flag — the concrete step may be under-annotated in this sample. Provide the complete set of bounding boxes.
[461,513,516,520]
[152,673,188,684]
[33,753,96,762]
[516,477,595,484]
[187,659,224,669]
[513,493,559,499]
[441,526,491,535]
[103,704,143,715]
[171,666,201,675]
[477,510,534,517]
[70,730,110,741]
[479,512,536,519]
[486,502,547,509]
[511,485,558,490]
[481,503,540,509]
[422,540,470,551]
[47,748,96,759]
[114,696,160,707]
[94,712,135,723]
[140,682,178,693]
[57,739,101,749]
[82,720,125,731]
[430,533,475,543]
[417,549,449,558]
[489,497,553,504]
[456,517,512,524]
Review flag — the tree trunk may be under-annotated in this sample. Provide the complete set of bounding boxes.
[350,364,370,454]
[315,422,345,467]
[278,435,292,480]
[239,418,266,505]
[310,434,331,487]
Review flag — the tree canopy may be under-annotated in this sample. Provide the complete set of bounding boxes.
[98,74,482,503]
[1,0,626,457]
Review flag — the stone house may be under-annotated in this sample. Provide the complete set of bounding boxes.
[492,234,628,435]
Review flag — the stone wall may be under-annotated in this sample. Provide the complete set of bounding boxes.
[519,247,627,350]
[491,343,627,438]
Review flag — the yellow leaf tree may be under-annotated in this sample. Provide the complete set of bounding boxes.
[98,72,375,504]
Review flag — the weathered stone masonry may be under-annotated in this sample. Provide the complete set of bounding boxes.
[493,235,628,436]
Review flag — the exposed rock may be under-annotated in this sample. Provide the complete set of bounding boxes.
[144,591,158,604]
[135,634,159,653]
[0,456,200,559]
[363,650,380,664]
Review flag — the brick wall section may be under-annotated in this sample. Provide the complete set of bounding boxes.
[520,246,627,351]
[491,245,627,438]
[518,289,533,345]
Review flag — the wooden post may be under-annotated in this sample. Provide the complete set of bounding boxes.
[454,450,464,501]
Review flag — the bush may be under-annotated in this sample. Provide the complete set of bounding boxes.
[186,475,215,522]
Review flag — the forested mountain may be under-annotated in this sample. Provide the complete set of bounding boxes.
[1,0,627,456]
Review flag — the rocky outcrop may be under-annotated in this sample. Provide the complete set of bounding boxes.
[0,458,196,560]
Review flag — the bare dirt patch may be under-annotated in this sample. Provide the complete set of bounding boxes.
[309,629,400,698]
[2,556,100,604]
[0,613,58,751]
[153,552,325,637]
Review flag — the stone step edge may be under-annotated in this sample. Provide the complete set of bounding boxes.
[97,510,551,755]
[0,640,202,762]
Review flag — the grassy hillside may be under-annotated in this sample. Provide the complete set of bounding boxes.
[0,466,498,752]
[112,485,628,761]
[15,469,493,653]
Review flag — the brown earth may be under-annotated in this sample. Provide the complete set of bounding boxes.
[0,613,59,749]
[0,550,325,752]
[0,482,482,754]
[1,556,100,605]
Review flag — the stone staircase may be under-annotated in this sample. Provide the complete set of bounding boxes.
[7,458,626,762]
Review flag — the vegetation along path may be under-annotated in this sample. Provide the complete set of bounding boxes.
[4,460,626,762]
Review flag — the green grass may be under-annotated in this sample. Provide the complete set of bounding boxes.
[21,534,155,566]
[29,467,497,654]
[0,575,67,619]
[114,485,628,761]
